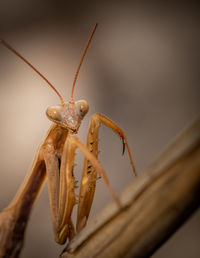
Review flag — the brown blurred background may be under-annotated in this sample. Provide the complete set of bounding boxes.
[0,1,199,257]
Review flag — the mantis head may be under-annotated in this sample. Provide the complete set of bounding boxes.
[46,100,89,133]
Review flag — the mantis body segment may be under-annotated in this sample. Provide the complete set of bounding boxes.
[0,24,136,257]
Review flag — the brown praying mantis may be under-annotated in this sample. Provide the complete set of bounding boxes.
[0,24,137,257]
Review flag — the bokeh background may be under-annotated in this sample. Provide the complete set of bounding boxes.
[0,1,199,257]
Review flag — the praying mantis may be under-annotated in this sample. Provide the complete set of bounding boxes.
[0,24,137,257]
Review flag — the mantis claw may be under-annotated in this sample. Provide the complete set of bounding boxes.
[122,138,126,155]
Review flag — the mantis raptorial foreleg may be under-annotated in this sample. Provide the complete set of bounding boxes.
[76,112,136,232]
[43,128,78,244]
[40,124,120,244]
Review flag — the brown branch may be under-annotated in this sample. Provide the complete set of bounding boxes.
[61,116,200,258]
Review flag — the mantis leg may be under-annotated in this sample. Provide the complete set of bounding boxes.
[0,154,46,257]
[44,133,120,244]
[43,134,76,245]
[76,113,137,232]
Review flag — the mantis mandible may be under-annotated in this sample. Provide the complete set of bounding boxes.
[0,24,137,257]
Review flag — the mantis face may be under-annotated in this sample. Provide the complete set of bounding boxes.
[46,100,89,133]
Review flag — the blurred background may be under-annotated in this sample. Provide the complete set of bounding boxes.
[0,1,199,257]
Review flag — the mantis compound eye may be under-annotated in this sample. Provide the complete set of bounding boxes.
[46,106,62,122]
[76,100,89,119]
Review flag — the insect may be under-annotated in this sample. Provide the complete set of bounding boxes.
[0,24,136,256]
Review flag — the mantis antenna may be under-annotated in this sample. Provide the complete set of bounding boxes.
[0,38,65,106]
[0,23,98,106]
[70,23,98,104]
